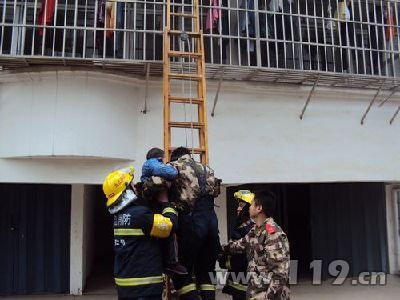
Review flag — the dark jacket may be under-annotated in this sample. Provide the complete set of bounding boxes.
[219,219,254,298]
[112,198,178,298]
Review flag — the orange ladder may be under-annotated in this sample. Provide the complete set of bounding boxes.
[163,0,209,164]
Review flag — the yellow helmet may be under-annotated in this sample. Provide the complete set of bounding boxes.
[234,190,254,205]
[103,166,134,207]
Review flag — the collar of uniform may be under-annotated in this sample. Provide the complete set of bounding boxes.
[108,189,138,214]
[255,217,274,236]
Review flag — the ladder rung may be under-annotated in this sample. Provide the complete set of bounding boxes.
[170,12,197,18]
[169,73,202,80]
[169,122,205,129]
[169,51,202,58]
[169,96,203,105]
[169,147,206,155]
[168,30,201,37]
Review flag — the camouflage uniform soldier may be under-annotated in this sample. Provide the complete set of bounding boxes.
[224,191,290,300]
[168,147,222,300]
[169,150,221,211]
[219,190,255,300]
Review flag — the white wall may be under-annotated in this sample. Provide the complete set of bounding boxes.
[70,184,84,295]
[83,185,97,288]
[70,184,97,295]
[215,186,228,245]
[1,69,400,184]
[386,184,400,274]
[0,72,138,159]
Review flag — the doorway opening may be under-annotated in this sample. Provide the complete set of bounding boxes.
[84,185,115,294]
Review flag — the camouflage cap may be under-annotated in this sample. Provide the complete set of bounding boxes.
[141,176,171,200]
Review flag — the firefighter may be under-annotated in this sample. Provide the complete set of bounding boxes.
[219,190,255,300]
[103,166,178,300]
[168,147,222,300]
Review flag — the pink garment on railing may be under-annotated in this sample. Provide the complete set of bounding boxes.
[38,0,56,35]
[206,0,221,33]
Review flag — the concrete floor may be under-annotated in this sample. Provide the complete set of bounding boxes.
[292,275,400,300]
[3,275,400,300]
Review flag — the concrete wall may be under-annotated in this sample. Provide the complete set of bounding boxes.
[70,184,97,295]
[215,186,228,245]
[70,184,84,295]
[0,72,138,159]
[386,184,400,274]
[83,185,97,288]
[1,69,400,184]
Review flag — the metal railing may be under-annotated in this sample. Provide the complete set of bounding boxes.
[2,0,400,78]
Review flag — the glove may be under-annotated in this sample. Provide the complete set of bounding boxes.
[218,252,228,269]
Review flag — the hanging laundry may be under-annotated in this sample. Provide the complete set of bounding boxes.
[269,0,283,12]
[98,0,107,24]
[38,0,56,36]
[206,0,221,33]
[326,1,350,31]
[336,1,350,21]
[96,0,124,58]
[385,4,395,41]
[96,0,106,55]
[239,0,255,37]
[106,1,116,38]
[97,0,117,38]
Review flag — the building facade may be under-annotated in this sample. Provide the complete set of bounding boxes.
[1,0,400,296]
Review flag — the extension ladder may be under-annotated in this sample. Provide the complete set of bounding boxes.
[163,0,209,164]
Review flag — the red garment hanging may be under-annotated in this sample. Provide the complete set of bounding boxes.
[38,0,56,35]
[206,0,221,33]
[386,4,395,41]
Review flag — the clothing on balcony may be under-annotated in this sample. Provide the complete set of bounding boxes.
[206,0,221,33]
[38,0,56,36]
[239,0,255,37]
[2,0,400,78]
[96,0,124,58]
[268,0,283,12]
[386,4,396,41]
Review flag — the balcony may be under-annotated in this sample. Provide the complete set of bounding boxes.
[1,0,400,90]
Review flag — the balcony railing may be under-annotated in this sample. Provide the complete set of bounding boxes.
[2,0,400,87]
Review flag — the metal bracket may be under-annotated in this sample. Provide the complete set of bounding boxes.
[378,85,400,107]
[211,68,225,117]
[360,80,385,125]
[389,105,400,125]
[299,74,320,120]
[273,71,289,83]
[244,69,259,81]
[141,63,150,114]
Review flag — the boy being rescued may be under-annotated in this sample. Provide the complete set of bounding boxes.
[141,147,187,275]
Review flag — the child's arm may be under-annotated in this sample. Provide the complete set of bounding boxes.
[152,160,178,180]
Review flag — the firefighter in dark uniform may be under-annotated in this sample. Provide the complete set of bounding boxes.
[169,147,222,300]
[219,190,255,300]
[102,166,178,300]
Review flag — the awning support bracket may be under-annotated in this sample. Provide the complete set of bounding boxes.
[211,68,225,117]
[142,63,150,114]
[390,105,400,125]
[360,80,385,125]
[379,85,399,107]
[299,74,320,120]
